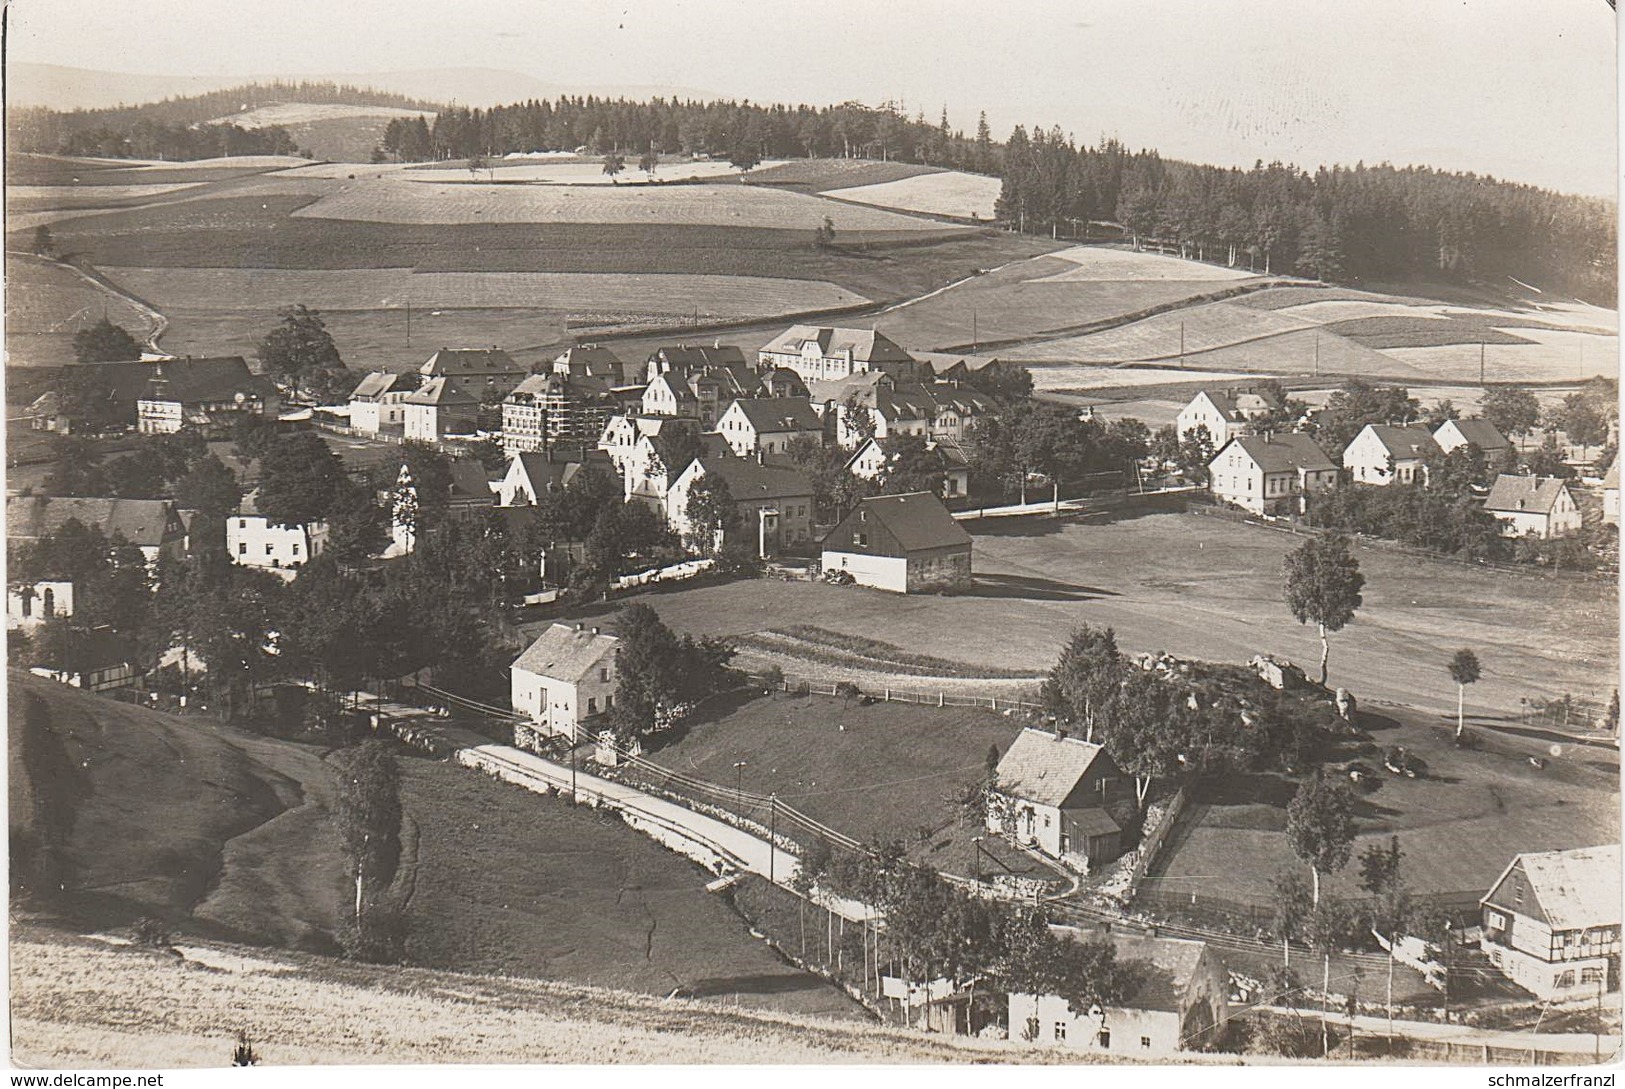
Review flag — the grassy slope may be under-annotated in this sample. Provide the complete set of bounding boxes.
[11,925,1145,1067]
[6,673,858,1016]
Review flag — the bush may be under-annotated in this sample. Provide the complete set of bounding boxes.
[231,1032,259,1066]
[130,916,173,949]
[338,901,408,964]
[760,665,785,692]
[834,681,861,700]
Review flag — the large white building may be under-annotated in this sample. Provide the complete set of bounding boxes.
[347,371,419,436]
[226,491,329,579]
[1483,475,1583,539]
[1480,845,1620,1000]
[758,326,923,383]
[1175,388,1283,445]
[1208,433,1338,516]
[1342,424,1441,486]
[403,377,480,443]
[510,623,619,740]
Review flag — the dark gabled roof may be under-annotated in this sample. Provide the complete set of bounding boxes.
[1360,424,1442,461]
[725,397,822,434]
[693,455,814,501]
[404,377,479,406]
[650,344,749,372]
[508,372,613,402]
[1482,845,1620,931]
[447,459,494,503]
[7,496,180,548]
[35,627,136,675]
[912,351,1004,376]
[995,728,1110,807]
[554,344,625,378]
[761,325,915,365]
[1221,433,1336,474]
[1111,934,1209,1014]
[57,357,252,412]
[350,370,418,401]
[141,357,275,405]
[419,348,523,378]
[1483,474,1574,515]
[759,368,811,395]
[839,492,971,552]
[1438,417,1510,452]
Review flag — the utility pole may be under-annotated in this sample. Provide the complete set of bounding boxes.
[768,793,777,886]
[972,310,978,350]
[1314,333,1320,378]
[733,759,747,813]
[570,724,578,800]
[406,299,411,348]
[1179,321,1185,369]
[1321,953,1330,1059]
[1480,340,1486,386]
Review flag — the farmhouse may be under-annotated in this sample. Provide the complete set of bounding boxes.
[987,727,1127,873]
[227,490,328,578]
[845,437,970,499]
[403,377,480,443]
[552,344,628,385]
[497,450,611,507]
[1479,844,1620,1000]
[1175,388,1283,445]
[1208,433,1338,516]
[714,397,825,458]
[640,372,701,420]
[33,357,268,434]
[510,622,618,739]
[417,347,526,398]
[1010,930,1229,1056]
[914,351,1008,384]
[347,371,419,436]
[666,455,815,555]
[821,492,971,593]
[28,627,141,693]
[1342,424,1441,486]
[1482,475,1582,539]
[7,580,74,631]
[502,372,615,454]
[1433,417,1512,459]
[136,357,280,437]
[759,325,922,383]
[811,373,994,448]
[7,496,189,565]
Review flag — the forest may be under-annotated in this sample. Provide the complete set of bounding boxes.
[11,86,1617,302]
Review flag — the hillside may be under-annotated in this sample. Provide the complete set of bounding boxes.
[6,673,857,1017]
[9,924,1149,1067]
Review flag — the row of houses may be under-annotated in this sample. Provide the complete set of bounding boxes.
[28,356,282,437]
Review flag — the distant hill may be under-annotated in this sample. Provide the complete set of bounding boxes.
[9,63,718,112]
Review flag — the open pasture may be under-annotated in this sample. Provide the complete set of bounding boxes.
[1027,245,1261,283]
[9,182,205,207]
[568,510,1614,717]
[6,152,307,188]
[1152,703,1618,906]
[743,159,945,191]
[101,266,870,318]
[1153,327,1429,381]
[1381,326,1618,384]
[6,256,156,366]
[290,176,968,230]
[397,159,787,185]
[823,171,1002,220]
[1003,300,1316,364]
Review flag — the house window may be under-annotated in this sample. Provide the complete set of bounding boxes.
[854,532,868,548]
[1097,1030,1111,1048]
[239,543,248,555]
[1486,910,1507,930]
[1582,967,1605,984]
[1054,1023,1067,1043]
[266,543,275,555]
[292,543,301,556]
[587,697,598,715]
[600,667,610,682]
[1141,1036,1152,1049]
[1556,971,1576,988]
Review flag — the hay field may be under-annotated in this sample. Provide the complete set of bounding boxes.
[1029,246,1261,283]
[744,159,945,190]
[291,177,968,229]
[207,103,433,127]
[1003,301,1316,363]
[1164,327,1428,380]
[6,256,157,366]
[9,182,203,204]
[1381,327,1618,384]
[397,160,788,184]
[1026,363,1254,394]
[100,266,870,317]
[823,170,1003,220]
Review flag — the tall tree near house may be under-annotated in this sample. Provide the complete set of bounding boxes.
[1042,623,1123,742]
[173,453,242,519]
[683,471,736,556]
[255,432,347,527]
[333,739,403,948]
[1282,533,1365,687]
[1358,835,1411,942]
[71,318,141,363]
[1479,386,1541,441]
[41,435,109,496]
[13,693,88,903]
[256,304,345,393]
[1446,649,1481,739]
[840,390,877,445]
[1285,771,1356,905]
[1098,668,1188,808]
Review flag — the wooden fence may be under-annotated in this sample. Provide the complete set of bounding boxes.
[1122,785,1189,899]
[761,672,1043,716]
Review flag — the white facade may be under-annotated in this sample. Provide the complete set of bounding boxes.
[1491,497,1583,539]
[136,399,185,434]
[510,626,619,739]
[1175,392,1245,445]
[227,515,329,577]
[348,393,411,435]
[821,550,910,593]
[1343,425,1433,485]
[7,580,74,631]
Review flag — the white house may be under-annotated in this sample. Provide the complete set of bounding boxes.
[666,455,815,554]
[758,325,922,383]
[7,580,74,631]
[226,491,329,579]
[988,727,1127,873]
[1342,424,1441,486]
[1176,388,1282,445]
[1480,844,1620,1000]
[1433,417,1511,459]
[1483,475,1583,539]
[1208,433,1338,515]
[347,371,419,436]
[845,437,971,499]
[1602,462,1618,527]
[417,347,526,399]
[510,622,619,739]
[552,344,627,385]
[714,397,824,458]
[1010,930,1230,1057]
[810,374,993,449]
[640,372,701,419]
[820,492,971,594]
[403,377,481,443]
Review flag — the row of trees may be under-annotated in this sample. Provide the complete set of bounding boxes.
[996,133,1616,303]
[32,119,301,162]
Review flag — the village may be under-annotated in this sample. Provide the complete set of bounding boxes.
[7,299,1621,1063]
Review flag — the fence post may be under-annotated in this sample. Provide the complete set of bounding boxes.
[939,691,945,708]
[991,698,997,712]
[885,688,890,701]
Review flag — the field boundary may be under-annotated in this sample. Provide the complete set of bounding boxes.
[758,671,1042,716]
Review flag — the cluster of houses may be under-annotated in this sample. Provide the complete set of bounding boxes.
[27,355,282,437]
[1182,387,1608,539]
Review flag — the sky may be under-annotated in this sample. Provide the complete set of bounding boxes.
[7,0,1618,196]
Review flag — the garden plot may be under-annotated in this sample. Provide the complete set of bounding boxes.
[822,170,1003,220]
[99,266,869,317]
[1003,301,1316,364]
[290,177,963,229]
[1027,245,1261,283]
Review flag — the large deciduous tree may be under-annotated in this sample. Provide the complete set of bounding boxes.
[333,738,404,960]
[1042,624,1122,742]
[256,304,346,394]
[255,432,347,527]
[71,319,141,363]
[1282,533,1365,686]
[1446,649,1481,739]
[1479,387,1541,440]
[1285,771,1356,905]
